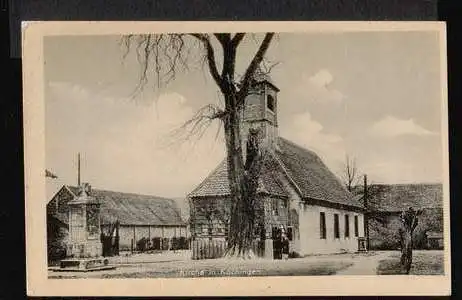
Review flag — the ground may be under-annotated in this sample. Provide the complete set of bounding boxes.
[48,250,445,279]
[376,250,444,275]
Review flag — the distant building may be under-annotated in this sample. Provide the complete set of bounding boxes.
[426,231,444,249]
[47,184,187,260]
[356,183,443,250]
[188,70,366,257]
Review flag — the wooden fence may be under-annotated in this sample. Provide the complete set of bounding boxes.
[191,239,265,260]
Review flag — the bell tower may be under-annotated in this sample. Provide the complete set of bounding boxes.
[241,67,280,157]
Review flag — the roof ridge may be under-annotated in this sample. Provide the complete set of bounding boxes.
[270,150,304,197]
[66,185,175,202]
[367,182,443,186]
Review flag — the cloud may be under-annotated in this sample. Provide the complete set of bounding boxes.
[308,69,334,87]
[298,69,345,104]
[46,82,225,198]
[280,111,346,170]
[361,160,442,184]
[368,115,437,138]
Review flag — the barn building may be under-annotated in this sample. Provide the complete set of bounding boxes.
[358,183,443,250]
[47,184,188,260]
[188,70,366,257]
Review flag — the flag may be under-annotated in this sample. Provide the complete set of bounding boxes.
[45,169,58,179]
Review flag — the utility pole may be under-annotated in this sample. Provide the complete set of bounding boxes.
[77,152,81,186]
[363,174,369,250]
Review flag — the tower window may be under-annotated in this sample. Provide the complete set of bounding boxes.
[267,95,275,112]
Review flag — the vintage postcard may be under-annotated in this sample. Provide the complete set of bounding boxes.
[23,21,450,296]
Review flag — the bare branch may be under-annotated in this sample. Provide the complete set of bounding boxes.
[121,34,193,97]
[237,33,275,104]
[343,154,359,192]
[231,33,246,46]
[168,104,227,146]
[189,34,223,89]
[260,58,280,75]
[214,33,231,46]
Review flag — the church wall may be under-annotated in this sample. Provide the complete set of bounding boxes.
[272,172,303,254]
[261,196,289,238]
[189,196,231,239]
[299,204,365,255]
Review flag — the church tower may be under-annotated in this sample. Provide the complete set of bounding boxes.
[240,67,280,157]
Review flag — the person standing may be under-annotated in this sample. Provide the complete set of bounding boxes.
[282,233,289,260]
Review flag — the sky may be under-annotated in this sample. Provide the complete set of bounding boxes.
[44,31,445,200]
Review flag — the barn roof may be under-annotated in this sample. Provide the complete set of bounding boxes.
[49,185,186,226]
[188,137,363,209]
[355,183,443,212]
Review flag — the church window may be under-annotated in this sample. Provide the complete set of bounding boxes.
[320,212,326,239]
[271,198,279,216]
[334,214,340,239]
[267,94,275,112]
[345,214,350,238]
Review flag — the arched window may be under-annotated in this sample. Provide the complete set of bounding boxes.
[267,94,275,112]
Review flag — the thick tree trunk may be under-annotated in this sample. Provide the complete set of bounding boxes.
[399,207,420,274]
[223,101,262,259]
[399,229,413,274]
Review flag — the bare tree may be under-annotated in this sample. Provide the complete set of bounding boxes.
[121,33,275,258]
[342,155,359,192]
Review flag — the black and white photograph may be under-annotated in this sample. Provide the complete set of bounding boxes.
[23,21,450,296]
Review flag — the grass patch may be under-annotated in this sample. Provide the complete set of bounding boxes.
[377,251,444,275]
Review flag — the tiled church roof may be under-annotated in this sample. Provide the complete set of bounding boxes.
[189,137,363,209]
[188,154,288,198]
[276,138,363,208]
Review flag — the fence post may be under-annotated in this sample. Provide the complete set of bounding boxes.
[191,240,195,260]
[211,240,215,258]
[193,240,198,260]
[203,239,206,259]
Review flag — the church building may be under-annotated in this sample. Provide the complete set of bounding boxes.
[188,70,366,257]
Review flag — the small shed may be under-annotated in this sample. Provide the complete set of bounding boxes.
[426,231,444,249]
